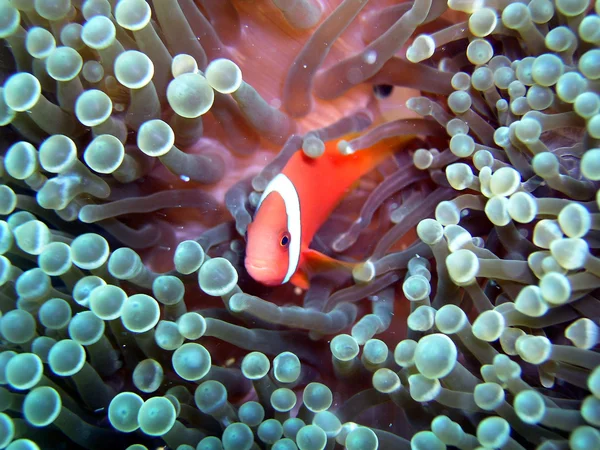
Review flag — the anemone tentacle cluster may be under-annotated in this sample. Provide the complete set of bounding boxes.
[0,0,599,449]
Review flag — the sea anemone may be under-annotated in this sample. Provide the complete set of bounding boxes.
[0,0,599,449]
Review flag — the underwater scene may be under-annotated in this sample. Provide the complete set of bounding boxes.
[1,0,600,449]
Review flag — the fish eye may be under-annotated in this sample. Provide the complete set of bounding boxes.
[280,233,290,247]
[373,84,393,98]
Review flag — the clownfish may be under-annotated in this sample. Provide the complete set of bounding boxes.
[245,135,406,289]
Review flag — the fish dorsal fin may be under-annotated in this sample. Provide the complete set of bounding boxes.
[258,173,302,284]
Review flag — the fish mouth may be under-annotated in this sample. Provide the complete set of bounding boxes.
[245,259,280,285]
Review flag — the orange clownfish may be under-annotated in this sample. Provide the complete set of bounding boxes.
[245,135,405,289]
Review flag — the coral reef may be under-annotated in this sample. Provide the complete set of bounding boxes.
[0,0,599,449]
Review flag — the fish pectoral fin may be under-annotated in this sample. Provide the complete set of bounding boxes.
[302,249,356,277]
[290,270,310,290]
[290,250,356,290]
